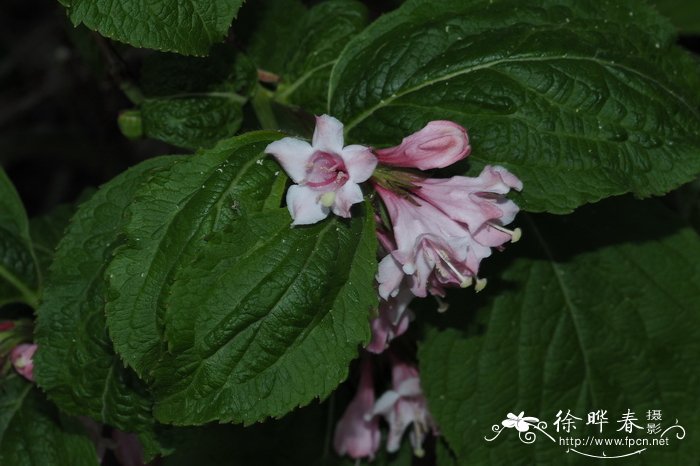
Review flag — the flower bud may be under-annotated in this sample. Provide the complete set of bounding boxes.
[11,343,37,382]
[376,121,470,170]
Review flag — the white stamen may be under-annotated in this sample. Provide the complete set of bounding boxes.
[403,263,416,274]
[488,223,522,243]
[475,277,488,292]
[412,422,426,458]
[436,250,472,288]
[434,295,449,313]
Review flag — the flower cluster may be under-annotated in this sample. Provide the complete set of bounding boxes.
[333,358,436,460]
[267,115,521,459]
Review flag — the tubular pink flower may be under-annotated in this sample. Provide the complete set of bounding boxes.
[369,361,437,457]
[375,165,521,298]
[375,121,470,170]
[366,287,413,354]
[375,185,490,298]
[413,166,523,247]
[11,343,37,382]
[265,115,377,225]
[334,360,381,460]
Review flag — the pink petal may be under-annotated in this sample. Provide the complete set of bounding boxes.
[11,343,37,382]
[265,138,314,183]
[312,114,345,153]
[332,182,364,218]
[396,377,422,398]
[376,121,470,170]
[286,185,329,225]
[377,255,404,300]
[366,291,413,354]
[341,145,377,183]
[334,362,381,460]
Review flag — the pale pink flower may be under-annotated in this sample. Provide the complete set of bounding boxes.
[369,361,437,457]
[375,185,490,299]
[11,343,37,382]
[375,121,470,170]
[413,166,523,247]
[375,165,521,298]
[266,115,377,225]
[334,360,381,460]
[366,287,413,354]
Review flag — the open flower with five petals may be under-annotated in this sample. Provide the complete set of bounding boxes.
[266,115,377,225]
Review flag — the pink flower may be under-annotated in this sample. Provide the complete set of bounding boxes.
[375,166,522,298]
[366,288,413,354]
[369,361,437,457]
[413,166,522,247]
[334,360,381,460]
[375,185,489,298]
[11,343,37,382]
[266,115,377,225]
[375,121,470,170]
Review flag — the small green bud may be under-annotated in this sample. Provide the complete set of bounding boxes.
[118,110,143,140]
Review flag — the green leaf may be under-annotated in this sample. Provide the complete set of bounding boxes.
[329,0,700,213]
[418,197,700,465]
[243,0,368,115]
[0,166,38,307]
[139,49,257,149]
[34,157,182,438]
[239,0,308,74]
[0,375,99,466]
[60,0,244,56]
[652,0,700,34]
[272,0,369,114]
[152,205,377,424]
[105,132,286,380]
[29,203,77,281]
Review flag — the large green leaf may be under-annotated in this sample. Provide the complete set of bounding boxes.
[105,132,286,379]
[0,375,99,466]
[152,206,377,424]
[105,131,377,424]
[243,0,368,115]
[29,202,78,281]
[329,0,700,213]
[34,157,182,442]
[418,198,700,465]
[271,0,369,114]
[139,49,257,149]
[60,0,244,56]
[0,166,38,307]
